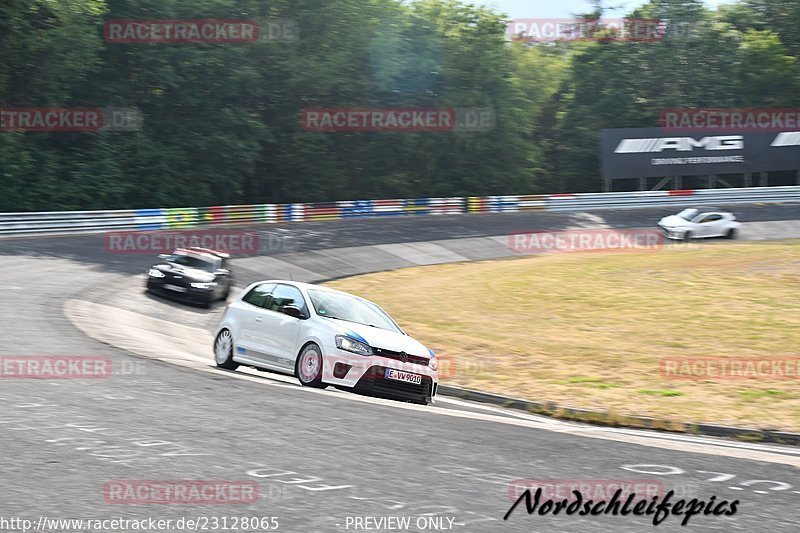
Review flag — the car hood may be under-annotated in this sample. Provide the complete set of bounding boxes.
[659,215,691,227]
[154,263,215,282]
[331,321,432,358]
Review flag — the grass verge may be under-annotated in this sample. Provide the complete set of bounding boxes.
[326,241,800,432]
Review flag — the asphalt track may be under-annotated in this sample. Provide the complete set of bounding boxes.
[2,205,800,533]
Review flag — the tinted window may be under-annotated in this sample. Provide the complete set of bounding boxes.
[242,283,275,308]
[700,214,722,223]
[307,289,402,333]
[268,284,307,315]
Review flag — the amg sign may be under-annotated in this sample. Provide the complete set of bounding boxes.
[614,136,744,153]
[601,128,800,178]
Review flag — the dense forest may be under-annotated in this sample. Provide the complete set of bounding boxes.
[1,0,799,211]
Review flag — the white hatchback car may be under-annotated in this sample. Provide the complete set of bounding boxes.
[658,208,740,241]
[213,281,438,404]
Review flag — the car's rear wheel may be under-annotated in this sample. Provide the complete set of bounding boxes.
[214,329,239,370]
[726,228,737,239]
[296,343,324,388]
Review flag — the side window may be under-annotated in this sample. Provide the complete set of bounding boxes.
[242,283,275,308]
[268,284,307,315]
[700,214,722,223]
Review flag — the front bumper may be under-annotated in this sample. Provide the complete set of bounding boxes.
[353,366,435,404]
[146,277,215,304]
[321,348,438,404]
[658,225,686,240]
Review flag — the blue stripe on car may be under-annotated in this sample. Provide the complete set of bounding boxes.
[346,330,370,346]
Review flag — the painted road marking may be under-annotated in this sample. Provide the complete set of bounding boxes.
[623,464,796,497]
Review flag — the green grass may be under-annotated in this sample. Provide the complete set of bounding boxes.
[564,376,604,384]
[739,389,794,400]
[638,389,684,397]
[554,376,621,389]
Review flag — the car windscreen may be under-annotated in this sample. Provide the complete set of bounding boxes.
[165,254,215,272]
[307,289,402,333]
[677,209,698,221]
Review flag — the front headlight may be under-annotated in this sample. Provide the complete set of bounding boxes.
[148,268,165,278]
[190,282,217,289]
[429,356,438,371]
[335,335,372,356]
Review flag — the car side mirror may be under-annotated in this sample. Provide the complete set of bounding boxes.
[214,268,230,276]
[157,254,170,259]
[281,305,306,319]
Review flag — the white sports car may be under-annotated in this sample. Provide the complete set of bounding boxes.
[213,281,438,404]
[658,208,740,241]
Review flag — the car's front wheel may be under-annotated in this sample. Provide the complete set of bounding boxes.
[683,231,692,243]
[214,329,239,370]
[295,343,324,388]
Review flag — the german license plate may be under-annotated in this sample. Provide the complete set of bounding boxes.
[384,368,422,385]
[163,284,187,293]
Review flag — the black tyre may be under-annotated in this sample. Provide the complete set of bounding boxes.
[726,228,737,239]
[214,329,239,370]
[295,343,324,388]
[683,231,692,243]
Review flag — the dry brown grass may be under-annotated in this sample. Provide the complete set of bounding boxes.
[326,241,800,431]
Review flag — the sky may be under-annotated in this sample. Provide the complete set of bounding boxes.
[480,0,733,19]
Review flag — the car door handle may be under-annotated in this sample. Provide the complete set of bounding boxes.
[255,316,262,322]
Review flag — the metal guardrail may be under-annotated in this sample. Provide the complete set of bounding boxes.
[0,209,139,236]
[544,186,800,212]
[0,187,797,237]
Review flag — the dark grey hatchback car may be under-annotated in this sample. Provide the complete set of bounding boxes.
[145,247,233,307]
